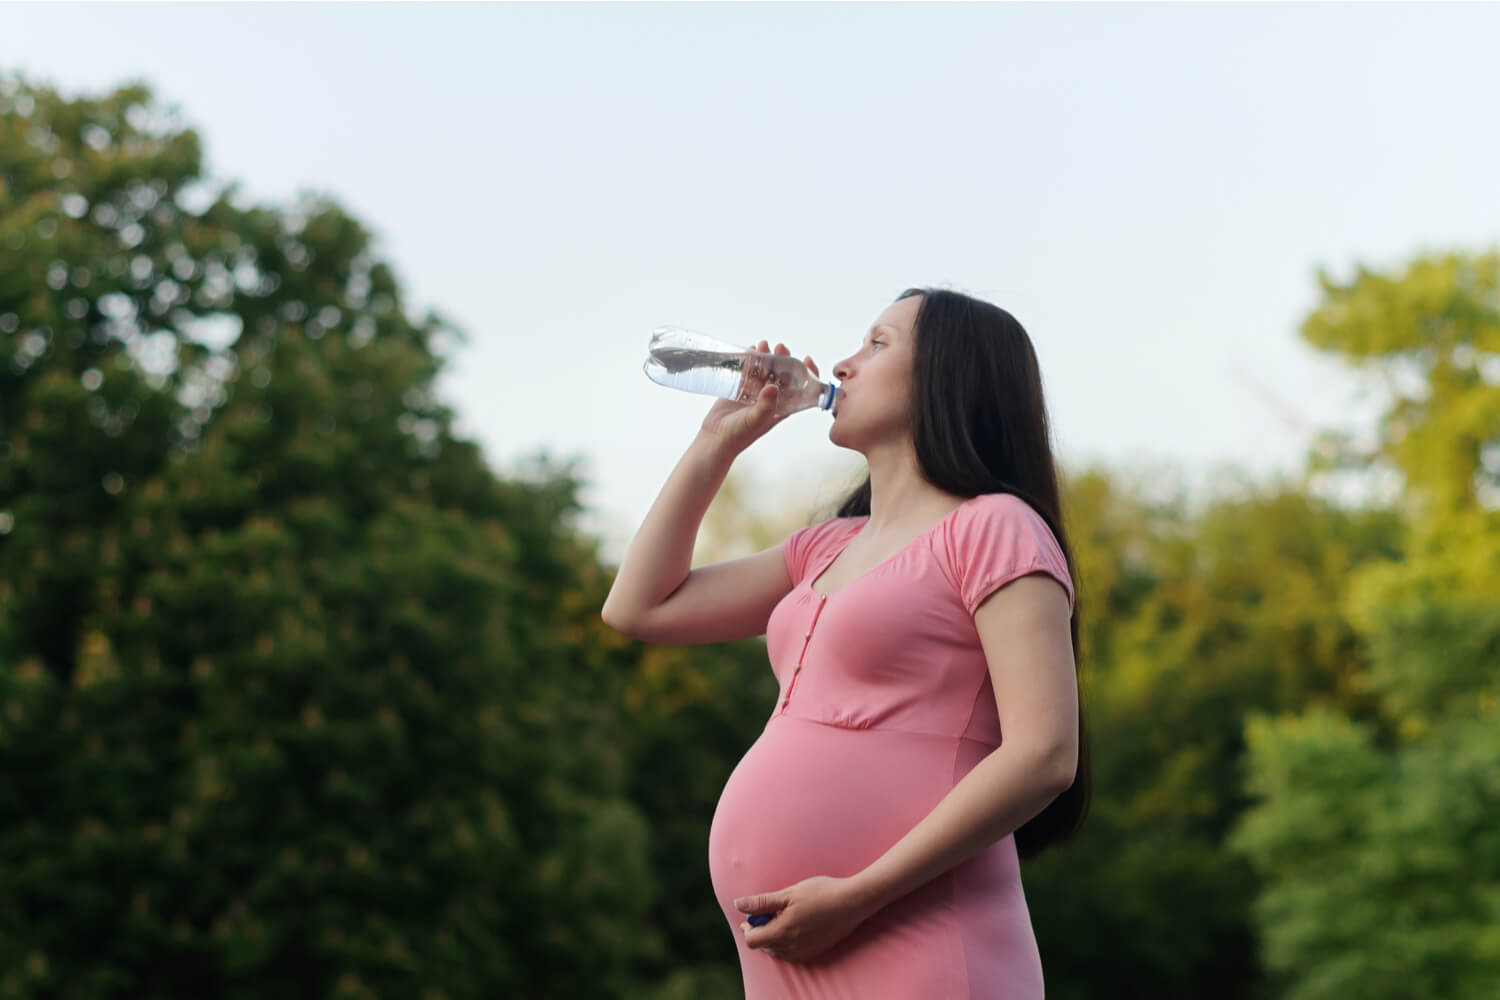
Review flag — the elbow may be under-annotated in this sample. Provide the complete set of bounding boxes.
[1046,746,1079,796]
[1025,740,1077,798]
[600,604,638,639]
[600,605,626,634]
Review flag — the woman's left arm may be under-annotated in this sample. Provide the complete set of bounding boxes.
[846,572,1078,913]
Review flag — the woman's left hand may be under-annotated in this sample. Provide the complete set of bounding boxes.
[735,875,879,964]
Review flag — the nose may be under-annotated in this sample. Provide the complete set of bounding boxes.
[832,355,855,381]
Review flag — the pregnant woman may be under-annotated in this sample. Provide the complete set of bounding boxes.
[602,287,1089,998]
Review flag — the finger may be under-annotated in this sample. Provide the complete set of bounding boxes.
[805,355,818,374]
[736,892,783,914]
[746,930,771,949]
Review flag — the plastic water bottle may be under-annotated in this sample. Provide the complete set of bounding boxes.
[643,326,840,418]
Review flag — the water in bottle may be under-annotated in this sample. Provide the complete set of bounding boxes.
[643,326,840,419]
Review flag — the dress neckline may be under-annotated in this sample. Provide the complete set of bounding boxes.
[806,495,983,599]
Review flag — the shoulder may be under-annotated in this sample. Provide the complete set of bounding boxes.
[939,492,1074,616]
[949,492,1063,547]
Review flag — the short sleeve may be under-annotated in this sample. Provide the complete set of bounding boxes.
[782,517,856,586]
[942,493,1075,616]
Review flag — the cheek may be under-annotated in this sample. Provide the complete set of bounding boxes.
[847,389,908,427]
[873,368,911,409]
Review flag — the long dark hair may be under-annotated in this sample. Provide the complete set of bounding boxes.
[831,286,1090,860]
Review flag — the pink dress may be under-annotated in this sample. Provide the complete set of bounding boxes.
[707,492,1076,1000]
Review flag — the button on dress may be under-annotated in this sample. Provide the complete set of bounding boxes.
[707,492,1076,999]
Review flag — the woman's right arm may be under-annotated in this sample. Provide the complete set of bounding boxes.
[600,434,793,644]
[601,340,819,645]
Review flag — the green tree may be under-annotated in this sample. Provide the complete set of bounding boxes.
[0,74,656,998]
[1229,248,1500,1000]
[1022,465,1401,1000]
[1302,250,1500,518]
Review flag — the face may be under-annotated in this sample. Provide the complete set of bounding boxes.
[829,294,922,447]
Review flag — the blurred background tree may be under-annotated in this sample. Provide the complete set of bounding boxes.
[1227,251,1500,1000]
[1020,465,1405,1000]
[0,75,655,999]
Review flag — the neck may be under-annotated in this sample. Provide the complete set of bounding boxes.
[860,436,965,534]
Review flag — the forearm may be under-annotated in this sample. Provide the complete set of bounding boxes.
[848,745,1072,913]
[601,433,737,626]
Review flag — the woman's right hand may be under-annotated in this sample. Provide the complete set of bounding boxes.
[698,340,820,454]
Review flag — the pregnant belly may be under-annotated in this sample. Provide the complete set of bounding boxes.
[707,715,961,916]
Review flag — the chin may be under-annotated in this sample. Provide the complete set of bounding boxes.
[827,419,859,451]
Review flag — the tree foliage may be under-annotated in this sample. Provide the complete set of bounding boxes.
[1229,250,1500,1000]
[0,74,653,999]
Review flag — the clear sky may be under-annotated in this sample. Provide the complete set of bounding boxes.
[5,2,1498,563]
